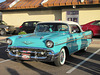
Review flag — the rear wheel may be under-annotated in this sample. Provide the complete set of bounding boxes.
[0,29,6,36]
[54,48,66,66]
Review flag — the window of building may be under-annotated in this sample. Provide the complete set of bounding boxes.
[66,11,79,23]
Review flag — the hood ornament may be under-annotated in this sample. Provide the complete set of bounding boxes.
[23,41,33,45]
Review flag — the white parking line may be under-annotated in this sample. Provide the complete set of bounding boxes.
[0,46,7,48]
[0,59,11,64]
[66,49,100,74]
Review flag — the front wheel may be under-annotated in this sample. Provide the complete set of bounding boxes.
[54,48,66,66]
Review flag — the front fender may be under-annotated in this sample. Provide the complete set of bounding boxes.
[49,41,71,55]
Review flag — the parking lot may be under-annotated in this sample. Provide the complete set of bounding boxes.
[0,36,100,75]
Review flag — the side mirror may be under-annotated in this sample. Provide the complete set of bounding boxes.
[72,30,77,33]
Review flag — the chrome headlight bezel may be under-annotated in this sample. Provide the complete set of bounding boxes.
[6,39,12,45]
[46,40,54,48]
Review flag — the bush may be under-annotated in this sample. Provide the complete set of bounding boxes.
[18,31,27,35]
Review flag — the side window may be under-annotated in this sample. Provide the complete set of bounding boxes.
[23,22,29,27]
[0,21,7,25]
[58,25,68,31]
[96,22,100,26]
[70,24,81,33]
[91,21,100,26]
[33,22,37,27]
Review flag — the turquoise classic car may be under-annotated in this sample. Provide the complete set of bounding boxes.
[6,21,92,66]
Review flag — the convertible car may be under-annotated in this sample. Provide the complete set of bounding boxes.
[6,21,92,66]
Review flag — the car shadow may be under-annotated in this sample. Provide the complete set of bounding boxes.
[22,62,52,75]
[6,67,19,75]
[65,50,100,75]
[74,47,100,61]
[0,45,9,60]
[93,36,100,38]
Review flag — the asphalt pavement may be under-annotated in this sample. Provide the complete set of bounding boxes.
[0,36,100,75]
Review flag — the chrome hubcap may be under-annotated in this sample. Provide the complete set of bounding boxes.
[60,48,66,65]
[61,51,64,62]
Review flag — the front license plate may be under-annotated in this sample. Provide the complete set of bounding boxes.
[22,53,30,60]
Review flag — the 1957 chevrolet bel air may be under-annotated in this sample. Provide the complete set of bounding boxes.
[6,21,92,66]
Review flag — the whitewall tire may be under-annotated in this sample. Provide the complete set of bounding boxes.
[54,48,66,66]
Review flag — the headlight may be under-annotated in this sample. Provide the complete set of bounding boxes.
[46,40,54,48]
[6,39,12,45]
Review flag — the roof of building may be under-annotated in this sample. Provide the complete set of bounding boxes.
[0,0,100,10]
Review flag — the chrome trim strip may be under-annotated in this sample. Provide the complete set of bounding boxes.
[9,51,47,59]
[6,48,55,60]
[8,46,53,52]
[55,37,91,46]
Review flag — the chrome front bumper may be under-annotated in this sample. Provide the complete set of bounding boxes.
[6,46,58,62]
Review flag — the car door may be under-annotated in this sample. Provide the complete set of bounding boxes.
[69,24,84,53]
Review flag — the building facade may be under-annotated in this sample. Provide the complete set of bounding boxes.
[0,0,100,27]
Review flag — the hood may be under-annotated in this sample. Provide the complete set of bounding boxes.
[19,31,69,39]
[9,31,69,47]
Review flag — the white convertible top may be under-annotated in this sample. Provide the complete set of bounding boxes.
[38,21,79,25]
[38,21,83,32]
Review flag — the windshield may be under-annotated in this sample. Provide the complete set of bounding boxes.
[35,23,68,32]
[0,21,7,25]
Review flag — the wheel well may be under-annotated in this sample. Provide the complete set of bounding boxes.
[63,46,69,60]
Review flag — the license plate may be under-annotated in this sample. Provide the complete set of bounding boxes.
[22,53,30,60]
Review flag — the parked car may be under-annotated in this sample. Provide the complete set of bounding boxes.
[6,21,92,66]
[81,20,100,36]
[18,21,39,34]
[0,20,16,36]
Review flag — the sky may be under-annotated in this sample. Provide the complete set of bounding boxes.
[0,0,6,3]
